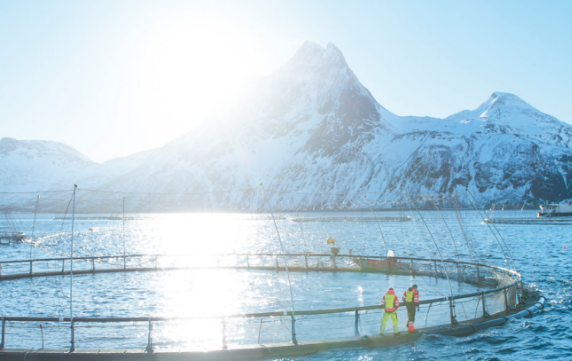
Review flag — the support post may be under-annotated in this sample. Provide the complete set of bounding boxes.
[257,318,263,344]
[123,196,126,270]
[145,320,153,353]
[62,259,65,274]
[449,297,457,325]
[30,261,33,277]
[504,288,510,312]
[70,320,75,352]
[477,265,480,281]
[40,323,44,349]
[92,259,95,274]
[434,260,438,278]
[70,185,77,353]
[275,256,279,273]
[304,254,308,269]
[354,309,360,336]
[291,314,298,345]
[481,292,489,317]
[222,318,227,350]
[0,315,5,350]
[246,255,249,269]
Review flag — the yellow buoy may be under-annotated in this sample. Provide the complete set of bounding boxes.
[326,237,335,244]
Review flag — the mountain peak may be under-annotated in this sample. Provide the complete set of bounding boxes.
[283,41,348,72]
[445,92,540,125]
[485,92,534,110]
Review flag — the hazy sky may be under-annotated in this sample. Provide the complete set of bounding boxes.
[1,0,571,162]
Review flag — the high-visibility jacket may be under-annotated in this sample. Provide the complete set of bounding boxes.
[402,288,419,304]
[381,289,400,312]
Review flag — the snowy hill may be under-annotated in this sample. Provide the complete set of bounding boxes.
[2,41,572,211]
[0,137,94,192]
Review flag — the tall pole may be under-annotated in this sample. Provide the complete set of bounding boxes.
[70,185,77,352]
[30,195,40,260]
[260,185,297,345]
[123,196,126,270]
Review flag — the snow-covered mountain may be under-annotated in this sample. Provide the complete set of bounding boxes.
[0,137,94,191]
[2,41,572,211]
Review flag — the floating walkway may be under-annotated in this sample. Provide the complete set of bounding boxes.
[484,217,572,225]
[0,253,542,359]
[246,215,287,221]
[52,216,148,221]
[0,292,544,361]
[291,216,411,222]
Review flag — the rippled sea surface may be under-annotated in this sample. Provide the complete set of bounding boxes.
[1,210,570,359]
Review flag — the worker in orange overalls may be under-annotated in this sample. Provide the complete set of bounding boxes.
[380,287,400,335]
[402,284,419,332]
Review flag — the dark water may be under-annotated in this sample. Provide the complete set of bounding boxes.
[1,210,570,359]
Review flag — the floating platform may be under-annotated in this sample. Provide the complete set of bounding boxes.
[0,252,535,359]
[484,217,572,225]
[52,216,148,221]
[291,216,411,222]
[0,232,26,245]
[247,216,287,221]
[0,293,545,361]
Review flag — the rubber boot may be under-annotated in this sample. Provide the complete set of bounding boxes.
[408,322,415,332]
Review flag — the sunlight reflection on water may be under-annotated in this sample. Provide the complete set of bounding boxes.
[1,210,516,351]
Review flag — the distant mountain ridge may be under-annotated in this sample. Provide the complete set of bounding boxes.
[2,41,572,211]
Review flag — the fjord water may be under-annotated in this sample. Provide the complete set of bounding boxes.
[1,210,570,359]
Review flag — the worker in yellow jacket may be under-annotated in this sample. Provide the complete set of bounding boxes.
[402,284,420,332]
[380,287,400,335]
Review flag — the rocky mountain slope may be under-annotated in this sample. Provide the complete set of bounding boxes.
[2,41,572,211]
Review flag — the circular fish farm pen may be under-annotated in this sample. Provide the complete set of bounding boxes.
[0,190,547,360]
[0,253,543,360]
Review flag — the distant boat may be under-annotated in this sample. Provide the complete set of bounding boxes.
[537,202,572,217]
[353,251,411,273]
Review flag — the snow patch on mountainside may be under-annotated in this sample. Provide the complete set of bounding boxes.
[3,42,572,211]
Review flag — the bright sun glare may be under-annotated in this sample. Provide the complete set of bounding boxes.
[128,16,266,143]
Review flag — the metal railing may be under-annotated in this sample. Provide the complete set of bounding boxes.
[0,253,522,351]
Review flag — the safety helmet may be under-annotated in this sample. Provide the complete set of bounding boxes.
[412,284,418,289]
